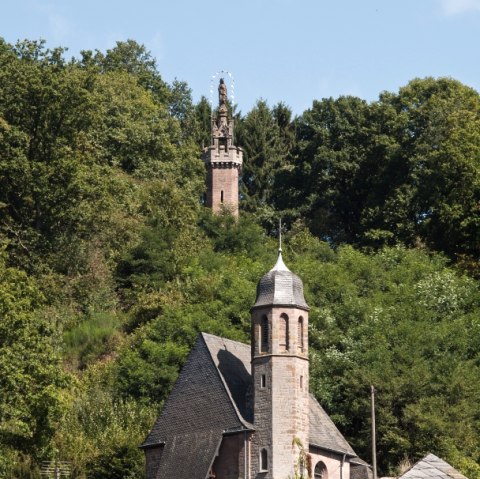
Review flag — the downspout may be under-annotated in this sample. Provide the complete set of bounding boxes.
[248,433,252,479]
[340,453,347,479]
[244,430,247,479]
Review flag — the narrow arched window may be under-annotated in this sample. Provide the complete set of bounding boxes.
[261,316,269,353]
[220,190,224,203]
[314,462,328,479]
[279,313,289,351]
[298,316,304,352]
[260,448,268,471]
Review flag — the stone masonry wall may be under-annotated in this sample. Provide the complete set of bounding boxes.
[212,433,249,479]
[206,163,240,216]
[251,306,310,479]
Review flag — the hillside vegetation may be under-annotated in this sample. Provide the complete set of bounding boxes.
[0,38,479,478]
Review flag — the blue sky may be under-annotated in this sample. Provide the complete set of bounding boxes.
[1,0,480,115]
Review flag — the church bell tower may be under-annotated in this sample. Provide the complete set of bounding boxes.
[202,78,243,217]
[251,247,310,479]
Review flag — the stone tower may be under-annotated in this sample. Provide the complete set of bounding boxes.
[202,78,243,217]
[250,249,310,479]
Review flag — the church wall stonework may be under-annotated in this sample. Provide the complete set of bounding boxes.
[212,433,248,479]
[251,304,310,479]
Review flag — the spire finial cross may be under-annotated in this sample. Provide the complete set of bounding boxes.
[279,218,282,254]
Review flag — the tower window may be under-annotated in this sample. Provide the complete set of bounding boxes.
[300,375,303,389]
[279,313,289,351]
[260,448,268,472]
[261,374,266,388]
[220,190,224,203]
[298,316,304,352]
[261,316,269,353]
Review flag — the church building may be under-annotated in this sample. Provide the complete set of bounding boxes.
[140,80,371,479]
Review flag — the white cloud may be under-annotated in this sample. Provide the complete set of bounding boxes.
[441,0,480,15]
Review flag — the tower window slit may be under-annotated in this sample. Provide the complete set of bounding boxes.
[279,313,289,351]
[260,448,268,471]
[221,190,224,203]
[261,316,269,353]
[298,316,304,352]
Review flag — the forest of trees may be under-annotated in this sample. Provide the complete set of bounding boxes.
[0,37,479,478]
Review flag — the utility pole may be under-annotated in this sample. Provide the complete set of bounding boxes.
[371,385,378,479]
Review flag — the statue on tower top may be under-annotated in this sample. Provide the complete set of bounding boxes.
[218,78,228,107]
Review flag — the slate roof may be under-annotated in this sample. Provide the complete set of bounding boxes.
[141,334,251,479]
[253,252,310,310]
[398,454,468,479]
[142,332,365,479]
[309,394,356,456]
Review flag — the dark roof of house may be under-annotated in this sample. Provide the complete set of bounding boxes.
[309,394,356,456]
[141,334,251,479]
[398,454,468,479]
[142,332,364,479]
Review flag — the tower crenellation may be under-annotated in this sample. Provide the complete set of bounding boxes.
[202,78,243,217]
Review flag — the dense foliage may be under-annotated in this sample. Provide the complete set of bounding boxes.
[0,37,479,478]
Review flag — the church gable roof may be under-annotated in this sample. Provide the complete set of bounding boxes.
[309,395,356,456]
[398,454,468,479]
[141,334,249,479]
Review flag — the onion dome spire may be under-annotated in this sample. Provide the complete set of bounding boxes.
[252,220,309,311]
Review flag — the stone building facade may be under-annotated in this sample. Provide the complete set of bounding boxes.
[202,79,243,217]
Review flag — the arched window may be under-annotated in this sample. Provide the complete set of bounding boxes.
[298,316,304,352]
[261,316,269,353]
[279,313,289,351]
[260,448,268,471]
[314,462,328,479]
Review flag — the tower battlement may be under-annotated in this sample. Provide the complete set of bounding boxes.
[203,145,243,166]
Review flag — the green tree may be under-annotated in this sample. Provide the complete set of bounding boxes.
[82,39,169,103]
[373,78,480,263]
[0,251,67,475]
[237,100,292,213]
